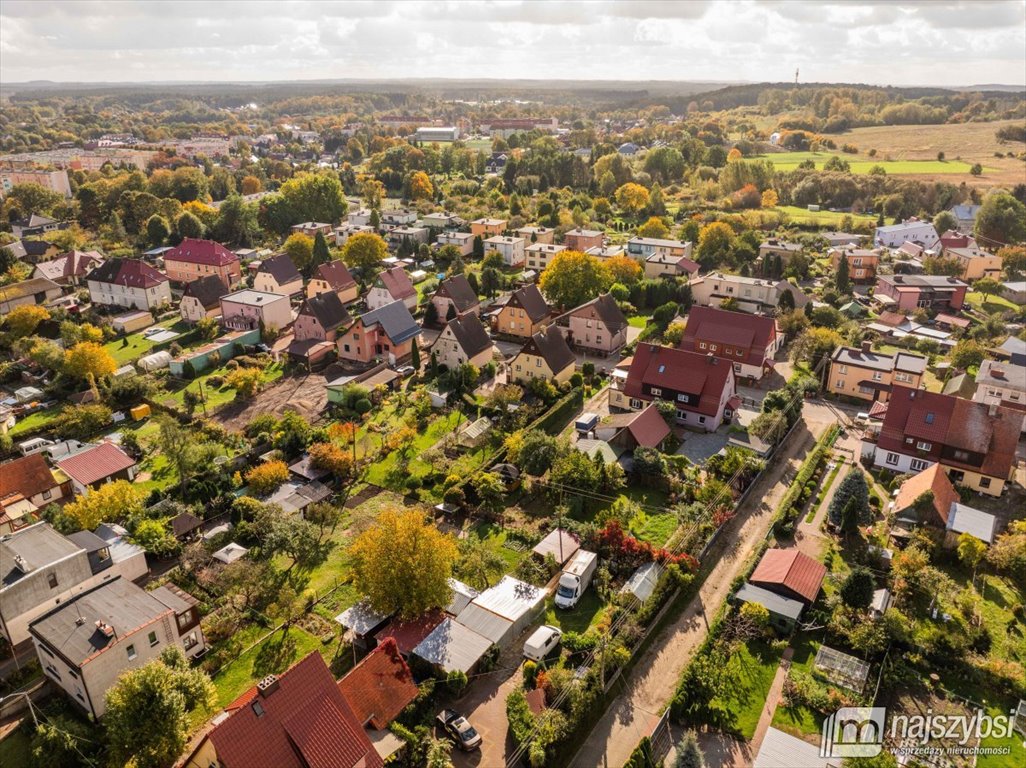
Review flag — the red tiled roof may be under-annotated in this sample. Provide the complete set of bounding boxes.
[87,258,167,289]
[750,548,826,604]
[164,238,239,267]
[893,464,959,527]
[56,443,136,487]
[375,609,446,656]
[680,306,778,368]
[623,343,735,417]
[314,260,356,291]
[624,404,671,448]
[0,454,60,501]
[377,266,416,300]
[337,638,419,730]
[35,250,103,281]
[210,652,382,768]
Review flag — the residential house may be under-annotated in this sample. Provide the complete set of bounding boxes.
[557,293,628,356]
[433,313,493,370]
[253,254,303,297]
[346,208,373,226]
[163,238,242,288]
[892,464,997,546]
[9,213,69,237]
[381,210,418,228]
[593,403,671,452]
[949,204,981,232]
[184,652,382,768]
[148,583,205,659]
[690,272,809,313]
[525,242,566,272]
[180,275,229,323]
[749,548,827,606]
[388,225,430,249]
[875,218,939,249]
[470,217,507,238]
[56,442,136,495]
[609,342,738,432]
[974,359,1026,428]
[643,251,700,280]
[0,277,63,316]
[484,235,526,267]
[336,301,420,365]
[29,577,205,719]
[8,239,61,264]
[998,336,1026,366]
[628,237,694,266]
[938,229,975,251]
[678,306,782,382]
[942,246,1002,282]
[874,274,968,312]
[32,250,104,286]
[758,239,801,261]
[485,152,508,174]
[219,290,292,333]
[829,247,881,283]
[509,326,576,386]
[563,228,604,251]
[2,167,71,200]
[86,259,171,311]
[334,223,375,246]
[0,453,70,512]
[517,225,556,245]
[288,292,351,366]
[435,231,475,256]
[828,343,928,403]
[431,275,480,323]
[367,265,417,311]
[862,386,1020,496]
[1001,281,1026,305]
[307,260,358,304]
[493,284,551,339]
[337,639,419,762]
[585,245,626,261]
[821,231,865,247]
[421,211,464,229]
[290,221,333,237]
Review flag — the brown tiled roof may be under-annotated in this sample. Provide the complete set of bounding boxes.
[623,343,734,417]
[893,464,959,527]
[300,291,350,332]
[34,250,103,281]
[521,326,575,375]
[377,266,416,300]
[375,610,446,656]
[564,293,626,330]
[509,284,550,322]
[56,443,135,487]
[444,313,492,358]
[750,549,826,604]
[86,259,166,289]
[0,454,59,501]
[680,306,778,368]
[256,254,302,286]
[212,653,381,768]
[183,275,229,309]
[436,275,479,313]
[337,639,419,730]
[313,260,356,292]
[164,238,239,267]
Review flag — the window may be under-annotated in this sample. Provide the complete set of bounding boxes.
[47,573,58,589]
[872,372,882,381]
[925,412,934,424]
[953,449,969,461]
[916,441,932,451]
[148,631,159,647]
[910,459,928,471]
[838,365,848,374]
[905,437,914,445]
[676,409,688,420]
[895,372,911,383]
[699,342,707,350]
[836,379,845,388]
[42,489,51,500]
[886,452,899,466]
[651,387,662,396]
[126,645,137,661]
[252,701,265,718]
[709,345,717,352]
[629,398,643,409]
[698,416,706,424]
[979,477,991,489]
[676,393,689,403]
[736,349,743,357]
[183,632,198,650]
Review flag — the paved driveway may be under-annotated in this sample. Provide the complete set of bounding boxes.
[451,642,527,768]
[676,428,730,464]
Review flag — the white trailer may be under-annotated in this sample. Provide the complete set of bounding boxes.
[554,550,598,609]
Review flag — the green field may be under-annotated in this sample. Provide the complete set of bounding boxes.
[771,206,877,227]
[756,152,986,175]
[965,290,1021,315]
[103,320,192,365]
[9,406,60,437]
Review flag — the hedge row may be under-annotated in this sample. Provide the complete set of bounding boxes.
[773,424,840,536]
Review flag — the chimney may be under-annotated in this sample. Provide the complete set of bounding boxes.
[707,352,716,364]
[95,621,114,638]
[257,674,280,698]
[861,341,872,354]
[988,402,998,417]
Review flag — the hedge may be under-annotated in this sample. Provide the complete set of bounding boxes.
[773,424,839,535]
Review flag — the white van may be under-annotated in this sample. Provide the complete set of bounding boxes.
[523,625,562,662]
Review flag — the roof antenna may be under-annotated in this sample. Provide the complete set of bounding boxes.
[795,67,799,85]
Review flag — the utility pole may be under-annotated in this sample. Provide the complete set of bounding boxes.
[795,67,799,85]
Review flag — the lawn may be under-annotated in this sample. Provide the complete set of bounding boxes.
[8,406,60,437]
[103,320,192,366]
[162,362,285,412]
[0,728,30,768]
[965,290,1020,315]
[627,314,651,329]
[771,635,824,739]
[364,410,463,487]
[710,639,784,740]
[469,521,531,573]
[756,152,986,176]
[630,510,679,546]
[770,205,877,227]
[542,589,607,635]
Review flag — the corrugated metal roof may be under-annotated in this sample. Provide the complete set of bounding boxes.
[454,604,513,645]
[469,575,545,622]
[412,618,493,674]
[735,583,804,621]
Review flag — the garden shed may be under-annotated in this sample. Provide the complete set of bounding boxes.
[532,528,580,568]
[335,601,392,650]
[212,542,248,564]
[734,582,804,633]
[454,604,514,647]
[461,575,545,646]
[445,578,479,618]
[412,617,494,674]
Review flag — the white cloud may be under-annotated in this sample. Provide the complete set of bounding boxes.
[0,0,1022,85]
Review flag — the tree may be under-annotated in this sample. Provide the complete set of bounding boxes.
[245,460,290,495]
[957,532,986,579]
[30,713,100,768]
[777,288,796,312]
[241,175,262,195]
[226,366,263,398]
[145,214,171,247]
[104,647,215,768]
[64,480,143,531]
[282,232,315,272]
[949,338,985,370]
[998,245,1026,280]
[311,230,331,269]
[761,189,779,208]
[349,508,459,618]
[987,519,1026,573]
[3,304,49,338]
[308,441,357,484]
[674,731,706,768]
[474,472,506,514]
[258,172,347,234]
[341,232,388,277]
[933,210,957,234]
[411,337,421,371]
[828,471,871,529]
[305,501,344,540]
[975,192,1026,245]
[457,534,507,590]
[175,210,205,240]
[409,170,434,201]
[696,222,735,269]
[63,341,117,390]
[605,254,643,285]
[973,276,1002,300]
[257,505,323,572]
[155,414,193,497]
[615,183,650,216]
[131,518,180,558]
[637,216,670,240]
[836,252,851,294]
[50,403,112,440]
[749,409,790,445]
[791,327,842,365]
[539,250,611,309]
[840,567,875,609]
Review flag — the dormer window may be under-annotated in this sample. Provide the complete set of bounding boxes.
[925,413,934,424]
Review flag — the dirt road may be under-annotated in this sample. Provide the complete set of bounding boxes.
[570,403,838,768]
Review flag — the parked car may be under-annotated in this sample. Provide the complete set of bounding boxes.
[523,625,562,661]
[436,709,482,751]
[395,365,415,377]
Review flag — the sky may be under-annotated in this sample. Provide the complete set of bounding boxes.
[1,0,1024,87]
